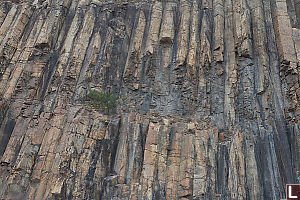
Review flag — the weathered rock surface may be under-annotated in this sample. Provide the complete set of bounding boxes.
[0,0,299,199]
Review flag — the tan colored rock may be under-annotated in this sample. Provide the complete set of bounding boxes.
[213,0,224,62]
[145,2,162,55]
[0,5,18,43]
[273,0,298,63]
[233,0,252,58]
[160,3,175,44]
[223,0,237,125]
[176,0,190,66]
[123,10,146,83]
[293,28,300,63]
[187,122,195,130]
[186,0,199,79]
[0,0,299,200]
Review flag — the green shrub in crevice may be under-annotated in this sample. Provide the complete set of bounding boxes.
[87,89,119,115]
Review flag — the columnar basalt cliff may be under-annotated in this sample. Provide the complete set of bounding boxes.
[0,0,299,199]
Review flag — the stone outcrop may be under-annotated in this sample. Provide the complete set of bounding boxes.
[0,0,300,199]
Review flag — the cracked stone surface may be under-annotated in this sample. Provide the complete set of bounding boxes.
[0,0,300,199]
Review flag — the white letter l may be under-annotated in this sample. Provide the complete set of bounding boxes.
[289,186,298,199]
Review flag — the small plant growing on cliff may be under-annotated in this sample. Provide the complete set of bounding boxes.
[87,89,118,115]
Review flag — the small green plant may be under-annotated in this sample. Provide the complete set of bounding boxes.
[87,89,119,115]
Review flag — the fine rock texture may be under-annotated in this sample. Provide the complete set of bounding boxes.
[0,0,300,199]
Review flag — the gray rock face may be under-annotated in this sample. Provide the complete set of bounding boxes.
[0,0,299,199]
